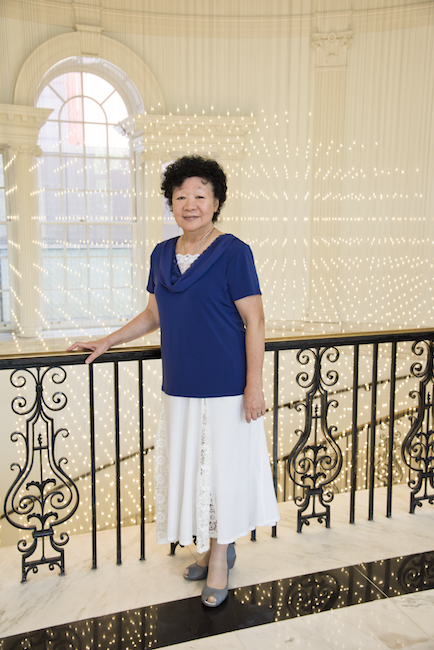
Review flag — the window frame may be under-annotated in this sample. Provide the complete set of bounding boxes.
[36,61,142,330]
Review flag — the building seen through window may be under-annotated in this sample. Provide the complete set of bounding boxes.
[36,71,135,327]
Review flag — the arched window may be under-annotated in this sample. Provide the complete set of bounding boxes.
[36,67,135,327]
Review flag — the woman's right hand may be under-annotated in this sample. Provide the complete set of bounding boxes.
[67,338,111,364]
[66,296,160,365]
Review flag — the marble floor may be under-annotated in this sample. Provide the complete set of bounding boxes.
[0,484,434,649]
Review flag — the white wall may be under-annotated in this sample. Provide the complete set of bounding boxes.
[339,24,434,326]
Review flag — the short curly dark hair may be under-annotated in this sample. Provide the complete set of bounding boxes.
[161,155,227,221]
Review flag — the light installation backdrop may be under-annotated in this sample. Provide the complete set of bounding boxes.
[0,0,433,340]
[0,0,433,546]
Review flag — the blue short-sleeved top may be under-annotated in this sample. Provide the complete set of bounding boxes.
[147,233,261,398]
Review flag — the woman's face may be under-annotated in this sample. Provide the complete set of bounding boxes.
[172,177,219,237]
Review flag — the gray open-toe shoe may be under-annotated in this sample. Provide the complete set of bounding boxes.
[201,543,236,607]
[201,580,229,608]
[183,562,208,581]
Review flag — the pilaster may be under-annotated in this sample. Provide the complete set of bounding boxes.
[0,105,52,337]
[305,31,353,332]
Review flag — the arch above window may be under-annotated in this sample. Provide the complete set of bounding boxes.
[13,30,165,113]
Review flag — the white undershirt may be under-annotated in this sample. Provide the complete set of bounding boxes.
[176,252,199,275]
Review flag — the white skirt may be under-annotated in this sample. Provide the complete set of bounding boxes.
[154,393,280,553]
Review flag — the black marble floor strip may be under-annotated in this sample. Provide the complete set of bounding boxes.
[2,550,434,650]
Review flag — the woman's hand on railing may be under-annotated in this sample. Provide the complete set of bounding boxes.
[66,298,160,365]
[67,338,111,364]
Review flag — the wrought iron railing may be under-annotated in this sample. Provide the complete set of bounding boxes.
[1,329,433,582]
[266,331,434,531]
[0,346,160,582]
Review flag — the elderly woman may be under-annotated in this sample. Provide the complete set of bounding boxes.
[68,155,279,607]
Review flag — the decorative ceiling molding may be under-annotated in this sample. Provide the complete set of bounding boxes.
[2,0,312,37]
[2,0,434,38]
[352,1,434,32]
[103,11,313,38]
[315,10,353,34]
[119,115,257,162]
[4,0,433,36]
[0,104,52,151]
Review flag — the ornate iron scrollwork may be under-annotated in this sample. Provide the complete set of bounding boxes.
[4,367,79,582]
[402,340,434,513]
[288,347,343,532]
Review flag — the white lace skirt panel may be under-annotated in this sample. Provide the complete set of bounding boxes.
[154,393,280,553]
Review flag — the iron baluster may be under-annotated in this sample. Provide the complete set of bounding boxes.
[349,344,359,524]
[287,347,343,532]
[114,361,122,565]
[368,343,379,520]
[139,359,146,561]
[272,349,279,538]
[89,363,97,570]
[3,367,79,582]
[402,340,434,513]
[387,341,397,517]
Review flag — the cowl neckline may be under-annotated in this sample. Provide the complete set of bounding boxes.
[157,233,235,293]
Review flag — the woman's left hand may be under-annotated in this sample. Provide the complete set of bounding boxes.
[244,383,266,423]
